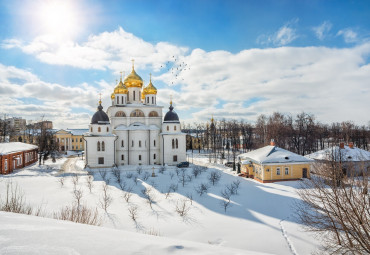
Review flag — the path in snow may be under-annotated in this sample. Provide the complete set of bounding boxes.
[60,156,81,174]
[280,218,298,255]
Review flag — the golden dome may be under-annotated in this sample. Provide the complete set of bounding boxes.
[114,79,128,94]
[143,74,157,95]
[124,61,143,88]
[111,93,115,99]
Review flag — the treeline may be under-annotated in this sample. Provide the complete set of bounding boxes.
[184,112,370,158]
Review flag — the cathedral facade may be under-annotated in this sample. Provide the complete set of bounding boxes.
[84,63,186,168]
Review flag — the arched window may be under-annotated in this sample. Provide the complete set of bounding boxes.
[152,97,154,104]
[90,127,93,132]
[174,126,177,131]
[130,109,145,117]
[121,154,124,160]
[127,93,129,101]
[167,126,169,131]
[106,127,109,132]
[117,97,119,104]
[154,140,156,147]
[102,141,105,151]
[176,139,178,149]
[172,139,175,149]
[153,154,156,159]
[97,141,101,151]
[139,140,142,147]
[147,97,149,103]
[121,140,124,147]
[149,111,158,117]
[133,91,136,101]
[132,140,134,147]
[98,127,101,132]
[115,111,126,117]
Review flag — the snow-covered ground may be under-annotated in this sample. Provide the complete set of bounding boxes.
[0,153,321,254]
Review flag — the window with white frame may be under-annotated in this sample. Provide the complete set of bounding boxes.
[4,159,8,171]
[276,167,281,175]
[285,167,289,175]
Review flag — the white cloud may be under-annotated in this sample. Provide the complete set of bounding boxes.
[337,28,358,43]
[257,20,299,46]
[2,27,188,72]
[313,21,332,40]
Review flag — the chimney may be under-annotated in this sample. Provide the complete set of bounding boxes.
[270,139,275,146]
[339,142,345,149]
[349,142,354,149]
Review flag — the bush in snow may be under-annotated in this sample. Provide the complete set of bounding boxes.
[0,181,32,215]
[53,204,101,226]
[73,188,83,208]
[220,188,232,213]
[175,199,191,217]
[125,172,133,179]
[58,175,65,188]
[195,183,209,197]
[136,166,143,175]
[169,172,175,180]
[208,171,221,186]
[122,187,133,203]
[158,166,165,174]
[142,171,150,181]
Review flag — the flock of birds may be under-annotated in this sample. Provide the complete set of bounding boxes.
[160,55,190,85]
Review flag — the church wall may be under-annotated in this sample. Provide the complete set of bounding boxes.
[84,136,116,168]
[161,133,187,165]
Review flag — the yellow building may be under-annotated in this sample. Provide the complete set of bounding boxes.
[55,129,87,152]
[238,141,312,183]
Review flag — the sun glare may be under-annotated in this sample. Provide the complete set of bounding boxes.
[36,0,80,38]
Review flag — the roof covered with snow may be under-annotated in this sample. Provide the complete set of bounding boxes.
[0,142,38,155]
[238,145,313,165]
[306,145,370,162]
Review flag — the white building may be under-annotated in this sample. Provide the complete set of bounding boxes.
[84,64,186,168]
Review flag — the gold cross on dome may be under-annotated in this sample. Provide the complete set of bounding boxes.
[98,92,102,104]
[150,73,152,81]
[170,94,173,105]
[131,59,135,69]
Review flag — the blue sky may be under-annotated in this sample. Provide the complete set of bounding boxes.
[0,0,369,128]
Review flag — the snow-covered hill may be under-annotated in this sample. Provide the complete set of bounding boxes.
[0,155,321,254]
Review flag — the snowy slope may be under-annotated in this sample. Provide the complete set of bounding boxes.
[306,145,370,161]
[0,211,267,255]
[0,156,321,254]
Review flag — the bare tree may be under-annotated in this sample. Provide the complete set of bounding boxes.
[86,175,93,193]
[125,172,133,179]
[186,192,193,205]
[128,205,139,222]
[99,182,112,213]
[98,169,107,181]
[192,166,201,178]
[133,175,139,185]
[158,166,165,174]
[122,187,133,203]
[73,188,83,207]
[165,184,178,199]
[195,183,209,197]
[58,175,65,188]
[208,171,221,186]
[111,168,121,183]
[169,172,175,180]
[175,199,191,217]
[141,187,156,209]
[72,173,79,191]
[296,161,370,254]
[136,166,143,175]
[220,188,232,213]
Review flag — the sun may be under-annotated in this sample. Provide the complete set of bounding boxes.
[35,0,80,38]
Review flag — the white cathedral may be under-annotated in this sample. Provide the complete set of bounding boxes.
[84,63,186,168]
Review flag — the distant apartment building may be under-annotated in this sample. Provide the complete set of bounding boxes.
[55,129,88,152]
[35,120,53,129]
[5,117,26,133]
